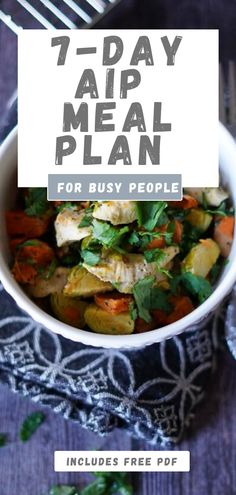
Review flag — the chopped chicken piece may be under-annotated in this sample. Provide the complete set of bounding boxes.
[93,201,137,225]
[83,246,179,293]
[55,208,91,247]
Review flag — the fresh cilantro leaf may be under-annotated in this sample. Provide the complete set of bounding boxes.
[80,478,107,495]
[158,267,172,279]
[128,231,140,246]
[133,277,171,322]
[128,229,172,250]
[129,301,138,321]
[49,487,79,495]
[25,188,48,217]
[136,202,168,231]
[48,473,133,495]
[117,486,133,495]
[180,223,202,255]
[82,249,101,266]
[171,272,212,303]
[44,258,58,280]
[133,276,155,322]
[17,240,41,249]
[92,220,129,249]
[20,411,45,442]
[165,221,175,245]
[81,236,101,265]
[204,200,233,217]
[167,208,188,221]
[79,207,94,227]
[0,433,7,447]
[38,259,58,279]
[184,223,202,242]
[56,202,75,213]
[209,260,222,285]
[149,288,172,312]
[143,248,166,265]
[201,196,233,217]
[92,472,133,495]
[203,201,227,217]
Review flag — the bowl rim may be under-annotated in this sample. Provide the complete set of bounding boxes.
[0,124,236,349]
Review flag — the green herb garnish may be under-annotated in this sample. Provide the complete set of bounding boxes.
[136,201,168,231]
[44,258,58,279]
[17,239,41,249]
[128,229,173,250]
[20,411,45,442]
[143,248,166,265]
[25,188,48,217]
[48,473,132,495]
[129,301,138,321]
[0,433,7,447]
[149,287,172,313]
[49,487,79,495]
[56,202,76,213]
[209,260,222,285]
[133,276,154,322]
[180,223,202,255]
[79,207,94,227]
[81,472,132,495]
[171,272,212,303]
[201,195,233,217]
[92,220,129,249]
[133,276,172,322]
[82,249,101,266]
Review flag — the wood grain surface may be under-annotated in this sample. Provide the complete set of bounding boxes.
[0,350,236,495]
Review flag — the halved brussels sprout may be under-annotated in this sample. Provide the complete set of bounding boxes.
[51,292,88,328]
[63,266,113,297]
[84,304,134,335]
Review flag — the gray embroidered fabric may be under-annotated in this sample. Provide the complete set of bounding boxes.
[0,282,224,445]
[225,285,236,359]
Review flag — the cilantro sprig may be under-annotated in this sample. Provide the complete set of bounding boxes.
[0,433,7,447]
[82,250,101,266]
[133,276,172,322]
[79,207,94,227]
[49,487,79,495]
[170,272,212,304]
[25,188,48,217]
[49,473,132,495]
[92,219,129,250]
[56,202,76,213]
[136,201,168,231]
[20,411,45,442]
[143,248,166,265]
[128,228,173,250]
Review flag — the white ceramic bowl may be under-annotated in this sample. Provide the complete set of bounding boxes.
[0,125,236,349]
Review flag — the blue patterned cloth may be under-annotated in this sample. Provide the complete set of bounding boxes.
[225,285,236,359]
[0,282,224,445]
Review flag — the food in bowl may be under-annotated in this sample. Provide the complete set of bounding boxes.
[6,187,234,335]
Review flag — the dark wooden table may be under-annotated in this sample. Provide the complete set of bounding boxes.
[0,349,236,495]
[1,2,236,494]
